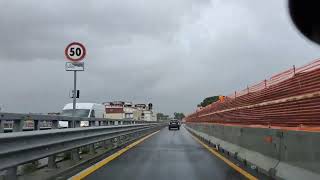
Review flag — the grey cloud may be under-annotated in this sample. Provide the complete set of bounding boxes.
[0,0,319,115]
[0,0,204,61]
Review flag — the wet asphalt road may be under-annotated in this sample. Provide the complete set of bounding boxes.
[85,126,246,180]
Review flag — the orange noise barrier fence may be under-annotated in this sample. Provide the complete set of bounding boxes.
[186,59,320,128]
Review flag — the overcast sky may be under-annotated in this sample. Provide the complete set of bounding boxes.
[0,0,319,115]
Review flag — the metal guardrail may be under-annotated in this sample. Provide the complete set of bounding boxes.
[0,123,164,179]
[0,112,153,133]
[0,113,163,179]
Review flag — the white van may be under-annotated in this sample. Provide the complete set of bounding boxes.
[60,103,106,127]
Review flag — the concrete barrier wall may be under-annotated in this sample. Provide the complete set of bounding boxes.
[186,123,320,180]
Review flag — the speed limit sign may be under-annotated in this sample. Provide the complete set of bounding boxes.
[65,42,86,62]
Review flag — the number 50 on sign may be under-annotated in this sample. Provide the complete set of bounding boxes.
[65,42,86,62]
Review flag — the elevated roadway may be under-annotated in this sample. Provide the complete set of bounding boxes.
[75,127,265,180]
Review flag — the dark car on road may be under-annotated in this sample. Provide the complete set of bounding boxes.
[168,120,180,130]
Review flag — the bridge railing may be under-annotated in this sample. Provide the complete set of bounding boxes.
[0,122,164,180]
[0,112,153,133]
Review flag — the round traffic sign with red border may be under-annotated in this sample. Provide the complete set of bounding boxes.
[65,42,86,62]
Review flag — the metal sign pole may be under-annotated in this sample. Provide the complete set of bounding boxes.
[72,70,77,127]
[65,42,86,128]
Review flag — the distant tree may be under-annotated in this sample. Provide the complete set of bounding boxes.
[198,96,220,107]
[157,113,169,120]
[174,112,185,120]
[157,113,164,120]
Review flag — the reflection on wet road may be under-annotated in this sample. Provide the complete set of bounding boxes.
[85,126,248,180]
